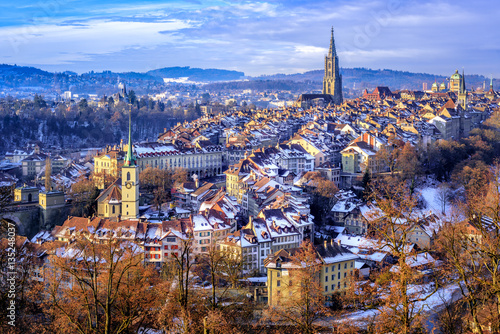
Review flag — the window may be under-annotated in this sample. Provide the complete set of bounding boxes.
[338,272,340,280]
[325,286,328,292]
[164,245,168,250]
[165,237,176,242]
[325,267,329,273]
[338,264,340,270]
[127,172,130,181]
[277,280,281,287]
[331,274,334,281]
[350,261,353,268]
[344,263,347,269]
[325,276,328,282]
[344,272,347,278]
[277,272,281,278]
[112,206,115,214]
[338,282,340,289]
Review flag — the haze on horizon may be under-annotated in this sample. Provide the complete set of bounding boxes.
[0,0,498,78]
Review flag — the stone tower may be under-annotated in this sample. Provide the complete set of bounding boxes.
[121,108,139,219]
[322,27,343,105]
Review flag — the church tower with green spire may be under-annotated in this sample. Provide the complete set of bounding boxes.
[458,68,467,109]
[322,27,343,105]
[121,108,139,219]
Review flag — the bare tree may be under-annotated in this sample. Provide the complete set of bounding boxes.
[45,157,52,191]
[437,219,485,334]
[366,177,437,334]
[43,236,159,334]
[261,241,330,334]
[437,182,452,215]
[157,234,200,334]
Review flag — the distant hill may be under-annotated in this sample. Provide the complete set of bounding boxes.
[0,63,495,96]
[147,66,245,82]
[255,68,493,92]
[0,64,53,77]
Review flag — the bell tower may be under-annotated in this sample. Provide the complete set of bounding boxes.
[457,68,467,109]
[322,27,343,105]
[121,107,139,219]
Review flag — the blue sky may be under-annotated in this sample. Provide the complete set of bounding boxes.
[0,0,498,77]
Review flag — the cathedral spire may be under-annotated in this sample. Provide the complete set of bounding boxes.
[322,27,342,104]
[329,27,337,56]
[124,106,136,167]
[460,68,466,94]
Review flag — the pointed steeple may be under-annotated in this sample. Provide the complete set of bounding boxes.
[123,106,136,167]
[460,68,466,94]
[329,27,337,56]
[491,74,494,90]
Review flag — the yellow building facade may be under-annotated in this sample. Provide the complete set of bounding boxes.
[265,241,358,306]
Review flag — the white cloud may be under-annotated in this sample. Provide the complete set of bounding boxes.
[0,18,194,65]
[295,45,327,55]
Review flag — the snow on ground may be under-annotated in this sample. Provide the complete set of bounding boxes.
[419,186,449,218]
[339,283,461,327]
[418,183,466,223]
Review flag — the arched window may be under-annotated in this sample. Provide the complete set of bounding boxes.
[112,206,115,214]
[127,172,130,181]
[106,206,108,213]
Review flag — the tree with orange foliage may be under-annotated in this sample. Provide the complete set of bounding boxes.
[42,235,160,334]
[307,173,339,225]
[365,177,438,334]
[172,167,188,186]
[69,176,100,217]
[261,240,331,334]
[139,167,173,211]
[0,235,44,334]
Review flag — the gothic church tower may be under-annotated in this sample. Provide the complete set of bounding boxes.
[322,27,343,105]
[457,69,467,109]
[121,109,139,219]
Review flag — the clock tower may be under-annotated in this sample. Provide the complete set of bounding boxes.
[121,108,139,219]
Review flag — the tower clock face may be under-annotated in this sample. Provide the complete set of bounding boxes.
[125,181,133,189]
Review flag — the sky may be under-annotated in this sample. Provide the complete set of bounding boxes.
[0,0,498,77]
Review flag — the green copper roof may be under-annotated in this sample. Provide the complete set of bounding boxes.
[451,69,461,79]
[123,107,136,167]
[459,69,466,94]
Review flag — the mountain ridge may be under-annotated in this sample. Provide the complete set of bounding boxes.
[0,64,496,94]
